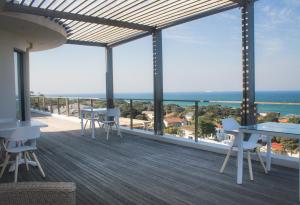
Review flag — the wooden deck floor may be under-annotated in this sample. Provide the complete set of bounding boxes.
[0,114,298,205]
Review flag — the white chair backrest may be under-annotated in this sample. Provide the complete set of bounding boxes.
[106,108,121,120]
[8,127,40,142]
[221,118,240,131]
[221,118,240,147]
[221,118,240,132]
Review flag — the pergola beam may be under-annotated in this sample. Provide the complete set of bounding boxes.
[159,3,239,30]
[66,40,107,47]
[108,3,240,48]
[4,3,155,32]
[108,32,151,48]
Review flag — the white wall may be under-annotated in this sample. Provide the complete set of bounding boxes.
[0,30,29,119]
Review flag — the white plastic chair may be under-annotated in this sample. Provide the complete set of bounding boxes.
[219,118,267,180]
[0,126,45,182]
[101,108,122,140]
[0,118,16,156]
[82,106,104,133]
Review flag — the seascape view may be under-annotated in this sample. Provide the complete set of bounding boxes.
[4,0,300,203]
[49,90,300,116]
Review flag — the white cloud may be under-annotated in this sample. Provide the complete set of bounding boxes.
[164,32,209,45]
[257,37,283,55]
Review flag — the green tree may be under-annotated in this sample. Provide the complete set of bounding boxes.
[289,117,300,124]
[199,118,216,137]
[165,127,179,135]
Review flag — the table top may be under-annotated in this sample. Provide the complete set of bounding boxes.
[0,120,48,132]
[81,108,107,113]
[240,122,300,136]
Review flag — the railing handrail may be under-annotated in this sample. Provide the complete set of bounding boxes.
[30,95,300,106]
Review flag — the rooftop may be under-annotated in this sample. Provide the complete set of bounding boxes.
[0,113,297,205]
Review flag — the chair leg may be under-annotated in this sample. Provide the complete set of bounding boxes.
[14,153,20,183]
[31,152,46,178]
[220,147,232,173]
[116,124,122,138]
[256,149,268,174]
[0,153,10,178]
[24,152,29,171]
[84,120,89,131]
[106,125,110,140]
[247,151,254,181]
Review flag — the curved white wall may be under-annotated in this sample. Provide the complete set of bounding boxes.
[0,30,29,119]
[0,11,67,120]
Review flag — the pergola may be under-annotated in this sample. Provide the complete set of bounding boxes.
[3,0,256,135]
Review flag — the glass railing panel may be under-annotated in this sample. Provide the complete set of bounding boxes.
[93,99,107,109]
[31,96,38,109]
[163,100,195,141]
[44,97,52,112]
[58,98,66,115]
[67,97,79,117]
[256,103,300,158]
[196,102,241,144]
[115,99,131,129]
[131,100,154,131]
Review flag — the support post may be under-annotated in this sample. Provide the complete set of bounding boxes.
[105,46,114,109]
[194,101,199,142]
[90,98,93,108]
[241,0,256,126]
[152,30,164,135]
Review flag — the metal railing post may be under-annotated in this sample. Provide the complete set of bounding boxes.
[77,97,80,118]
[50,98,53,113]
[42,96,45,111]
[57,98,60,114]
[90,98,93,108]
[37,97,40,110]
[66,98,70,116]
[194,101,199,142]
[130,99,133,129]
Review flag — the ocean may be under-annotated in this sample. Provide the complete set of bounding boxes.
[53,91,300,116]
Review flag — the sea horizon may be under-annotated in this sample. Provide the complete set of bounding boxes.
[36,90,300,116]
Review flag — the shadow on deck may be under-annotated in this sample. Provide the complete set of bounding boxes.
[0,114,298,205]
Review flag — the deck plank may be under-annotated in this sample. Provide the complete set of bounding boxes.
[0,114,298,205]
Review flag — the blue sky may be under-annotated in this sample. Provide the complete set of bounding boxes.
[30,0,300,94]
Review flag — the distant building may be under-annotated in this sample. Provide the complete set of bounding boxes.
[179,126,194,139]
[184,112,193,122]
[164,117,187,128]
[278,118,289,123]
[142,111,154,120]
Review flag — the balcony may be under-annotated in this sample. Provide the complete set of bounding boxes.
[0,113,298,204]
